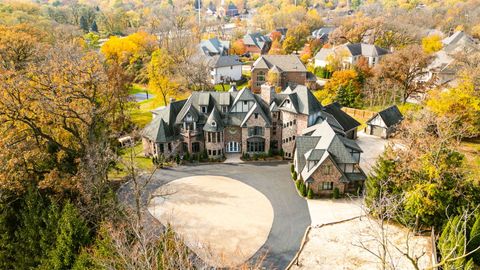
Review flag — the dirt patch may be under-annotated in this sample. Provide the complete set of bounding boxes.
[291,217,431,270]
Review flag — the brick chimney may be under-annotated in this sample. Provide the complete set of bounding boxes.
[260,83,275,105]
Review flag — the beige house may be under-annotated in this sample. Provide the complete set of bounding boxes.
[314,43,390,69]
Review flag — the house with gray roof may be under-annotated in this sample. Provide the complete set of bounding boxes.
[141,83,361,161]
[251,55,314,93]
[312,27,335,43]
[423,31,479,86]
[365,105,403,138]
[314,43,390,69]
[199,37,230,57]
[209,55,243,84]
[243,33,272,55]
[294,120,365,196]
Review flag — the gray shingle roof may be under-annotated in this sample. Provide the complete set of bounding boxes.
[199,37,230,56]
[367,105,403,127]
[323,102,360,132]
[279,85,323,115]
[296,136,322,173]
[203,107,224,132]
[315,43,390,61]
[243,33,271,50]
[210,55,242,68]
[253,55,307,72]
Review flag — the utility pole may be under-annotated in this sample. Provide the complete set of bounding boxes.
[198,0,201,25]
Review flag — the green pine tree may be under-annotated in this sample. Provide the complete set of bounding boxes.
[79,16,89,32]
[307,188,314,199]
[91,21,98,32]
[468,214,480,264]
[41,202,90,270]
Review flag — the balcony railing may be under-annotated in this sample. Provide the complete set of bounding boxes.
[181,129,201,137]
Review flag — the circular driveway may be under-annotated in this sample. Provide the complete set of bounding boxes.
[120,161,311,269]
[149,175,274,267]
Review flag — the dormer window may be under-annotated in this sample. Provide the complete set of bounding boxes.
[201,106,207,113]
[254,113,258,119]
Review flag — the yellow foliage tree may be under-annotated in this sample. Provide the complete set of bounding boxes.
[422,35,443,54]
[101,32,158,67]
[148,49,178,106]
[426,81,480,137]
[268,39,285,55]
[323,69,360,98]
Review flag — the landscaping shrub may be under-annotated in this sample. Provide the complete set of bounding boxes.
[295,179,302,190]
[175,154,180,164]
[253,154,259,160]
[291,171,297,181]
[290,164,295,173]
[201,149,208,161]
[268,148,273,157]
[184,151,190,161]
[307,188,314,199]
[300,183,307,197]
[333,187,340,199]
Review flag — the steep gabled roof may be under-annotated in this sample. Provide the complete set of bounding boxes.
[252,55,307,72]
[323,102,360,132]
[203,107,224,132]
[280,85,323,115]
[210,55,243,68]
[240,102,271,127]
[142,118,174,143]
[243,32,271,50]
[295,136,322,174]
[199,37,230,56]
[367,105,403,127]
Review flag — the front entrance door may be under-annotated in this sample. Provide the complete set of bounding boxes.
[226,141,240,153]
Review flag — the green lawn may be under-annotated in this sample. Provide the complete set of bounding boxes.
[213,80,249,92]
[128,84,189,128]
[109,143,155,180]
[459,138,480,176]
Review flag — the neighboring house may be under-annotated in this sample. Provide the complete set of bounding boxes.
[424,31,479,86]
[243,33,272,55]
[251,55,308,93]
[141,84,360,161]
[217,1,239,17]
[312,27,335,43]
[209,55,243,84]
[294,120,366,197]
[365,105,403,138]
[314,43,390,69]
[206,1,217,16]
[442,31,479,53]
[199,37,230,57]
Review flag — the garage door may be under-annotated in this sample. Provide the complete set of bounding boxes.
[371,126,384,137]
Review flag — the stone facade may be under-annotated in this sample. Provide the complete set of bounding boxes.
[307,157,345,196]
[241,112,271,154]
[251,69,308,93]
[205,131,225,158]
[281,112,307,159]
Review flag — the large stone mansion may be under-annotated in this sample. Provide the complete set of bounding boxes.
[141,84,366,195]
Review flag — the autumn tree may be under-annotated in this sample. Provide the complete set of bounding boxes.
[374,45,432,103]
[148,48,178,106]
[0,24,43,70]
[282,23,310,54]
[422,34,443,54]
[426,81,480,138]
[230,39,246,55]
[269,39,285,55]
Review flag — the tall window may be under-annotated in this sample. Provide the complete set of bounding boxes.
[321,182,334,190]
[256,71,265,86]
[247,141,265,152]
[323,165,332,175]
[248,126,264,136]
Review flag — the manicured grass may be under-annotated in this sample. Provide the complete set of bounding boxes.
[128,84,189,128]
[213,81,249,92]
[109,143,155,180]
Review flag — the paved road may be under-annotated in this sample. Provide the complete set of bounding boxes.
[119,161,311,269]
